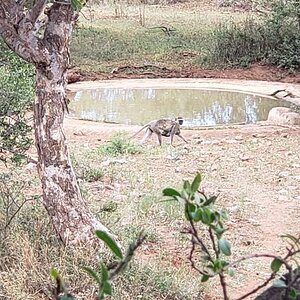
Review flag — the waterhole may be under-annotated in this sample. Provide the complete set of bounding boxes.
[69,88,290,128]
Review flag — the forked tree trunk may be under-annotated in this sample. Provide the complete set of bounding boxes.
[0,2,110,245]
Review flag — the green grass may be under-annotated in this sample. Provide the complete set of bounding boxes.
[71,2,300,73]
[70,3,248,73]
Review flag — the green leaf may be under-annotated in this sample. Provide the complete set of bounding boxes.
[95,230,123,259]
[288,288,299,300]
[272,279,287,288]
[201,274,210,282]
[204,195,217,206]
[187,202,196,213]
[218,239,231,256]
[101,264,109,282]
[202,207,214,225]
[70,0,85,10]
[191,208,202,222]
[102,280,112,295]
[213,226,226,237]
[193,192,205,205]
[183,180,191,193]
[162,188,181,198]
[271,258,283,272]
[191,173,202,193]
[227,268,235,277]
[82,266,101,286]
[50,268,60,280]
[213,260,222,272]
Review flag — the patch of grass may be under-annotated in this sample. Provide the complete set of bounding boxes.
[98,132,141,156]
[70,3,247,72]
[71,2,300,72]
[113,262,204,300]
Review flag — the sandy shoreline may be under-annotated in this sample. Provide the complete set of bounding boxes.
[67,78,300,106]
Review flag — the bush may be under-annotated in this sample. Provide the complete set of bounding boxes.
[99,132,140,156]
[204,17,267,68]
[0,39,35,164]
[205,0,300,71]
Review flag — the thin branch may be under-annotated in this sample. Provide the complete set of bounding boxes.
[219,272,229,300]
[230,252,300,271]
[188,236,208,276]
[3,197,33,230]
[209,227,218,258]
[235,272,276,300]
[232,249,300,300]
[109,232,146,280]
[186,208,213,262]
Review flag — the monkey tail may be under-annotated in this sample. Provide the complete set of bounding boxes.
[130,123,150,139]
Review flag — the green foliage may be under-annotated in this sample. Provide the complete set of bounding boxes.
[99,132,140,156]
[164,173,300,300]
[163,173,231,281]
[70,0,86,11]
[0,38,35,163]
[95,230,123,259]
[52,231,146,300]
[205,0,300,71]
[203,18,267,68]
[264,0,300,71]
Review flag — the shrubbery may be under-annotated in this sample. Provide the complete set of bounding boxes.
[206,0,300,71]
[0,39,35,164]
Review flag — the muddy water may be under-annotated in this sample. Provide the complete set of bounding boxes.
[69,88,291,127]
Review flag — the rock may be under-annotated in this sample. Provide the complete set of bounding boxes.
[252,133,266,138]
[239,155,251,161]
[229,205,240,213]
[267,107,300,125]
[278,195,289,202]
[235,135,243,141]
[278,189,289,195]
[73,130,86,136]
[278,171,291,178]
[104,184,114,190]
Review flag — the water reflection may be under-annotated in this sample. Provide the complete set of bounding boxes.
[69,88,290,127]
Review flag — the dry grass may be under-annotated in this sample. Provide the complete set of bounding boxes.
[70,2,249,73]
[1,123,300,299]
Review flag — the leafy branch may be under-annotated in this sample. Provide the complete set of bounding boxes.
[163,173,300,300]
[51,230,146,300]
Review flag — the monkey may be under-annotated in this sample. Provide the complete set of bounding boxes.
[131,117,188,146]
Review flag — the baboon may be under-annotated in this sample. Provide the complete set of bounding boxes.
[131,117,188,146]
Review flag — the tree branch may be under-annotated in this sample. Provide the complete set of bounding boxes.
[27,0,47,26]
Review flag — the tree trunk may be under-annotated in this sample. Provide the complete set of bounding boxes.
[0,2,111,245]
[33,3,110,245]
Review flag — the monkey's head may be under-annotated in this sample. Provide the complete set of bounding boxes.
[176,117,184,125]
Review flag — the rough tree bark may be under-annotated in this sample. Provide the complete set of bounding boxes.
[0,0,110,245]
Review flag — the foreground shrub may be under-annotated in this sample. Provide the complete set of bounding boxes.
[163,174,300,300]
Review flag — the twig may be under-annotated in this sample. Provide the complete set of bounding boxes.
[235,272,276,300]
[109,231,146,280]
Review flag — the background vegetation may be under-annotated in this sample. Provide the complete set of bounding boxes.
[71,0,300,74]
[0,39,34,164]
